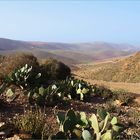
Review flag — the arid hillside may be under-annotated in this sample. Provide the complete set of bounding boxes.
[74,51,140,83]
[0,38,139,66]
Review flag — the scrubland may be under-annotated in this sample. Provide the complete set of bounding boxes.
[0,53,139,140]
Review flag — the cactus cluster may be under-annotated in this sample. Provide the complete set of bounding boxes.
[26,78,94,106]
[0,84,18,102]
[0,65,94,106]
[27,78,94,106]
[49,108,122,140]
[54,78,93,101]
[27,85,66,106]
[5,88,18,102]
[4,64,41,89]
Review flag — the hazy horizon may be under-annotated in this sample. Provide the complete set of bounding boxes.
[0,1,140,45]
[0,37,139,47]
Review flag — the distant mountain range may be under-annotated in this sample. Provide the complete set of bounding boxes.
[0,38,139,65]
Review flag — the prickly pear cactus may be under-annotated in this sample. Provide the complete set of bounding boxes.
[4,64,41,89]
[53,109,122,140]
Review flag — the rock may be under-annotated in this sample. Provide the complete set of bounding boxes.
[0,131,5,135]
[5,135,21,140]
[0,122,5,127]
[114,100,122,106]
[17,133,32,139]
[0,131,6,138]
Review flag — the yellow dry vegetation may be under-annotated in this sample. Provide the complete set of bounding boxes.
[74,51,140,83]
[74,52,140,104]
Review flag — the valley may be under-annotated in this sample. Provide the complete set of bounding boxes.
[0,38,139,66]
[74,52,140,104]
[0,38,140,139]
[1,1,140,139]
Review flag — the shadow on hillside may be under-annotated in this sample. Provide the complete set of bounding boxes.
[0,101,24,122]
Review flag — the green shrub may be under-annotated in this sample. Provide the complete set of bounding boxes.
[40,58,71,81]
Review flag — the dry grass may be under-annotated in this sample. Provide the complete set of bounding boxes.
[75,52,140,83]
[0,53,39,77]
[73,52,140,105]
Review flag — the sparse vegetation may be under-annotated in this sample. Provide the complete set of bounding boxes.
[75,51,140,83]
[13,107,53,139]
[112,89,135,106]
[0,52,139,139]
[93,84,113,100]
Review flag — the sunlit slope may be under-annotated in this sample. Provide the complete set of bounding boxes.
[75,51,140,83]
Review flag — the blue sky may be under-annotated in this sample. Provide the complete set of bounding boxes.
[0,0,140,44]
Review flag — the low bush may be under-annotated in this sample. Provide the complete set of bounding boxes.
[93,84,113,100]
[13,107,51,139]
[40,58,71,81]
[104,101,119,113]
[127,109,140,127]
[112,89,135,106]
[121,110,140,140]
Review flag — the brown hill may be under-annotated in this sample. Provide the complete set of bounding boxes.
[75,51,140,83]
[0,38,139,65]
[0,38,32,50]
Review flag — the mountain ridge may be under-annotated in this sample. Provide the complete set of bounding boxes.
[0,38,139,65]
